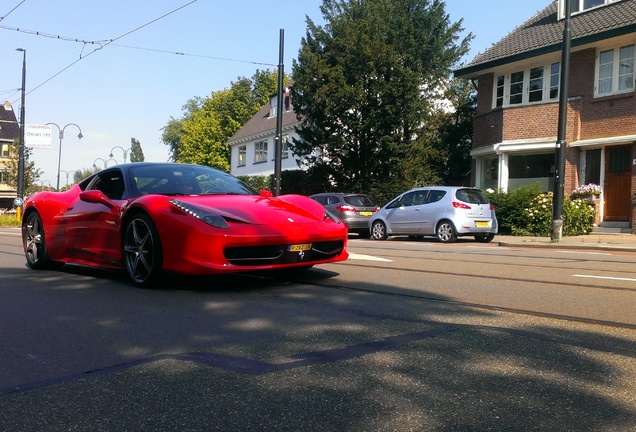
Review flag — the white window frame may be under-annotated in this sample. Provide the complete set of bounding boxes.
[559,0,623,19]
[492,62,560,109]
[254,141,268,164]
[237,145,246,167]
[595,44,635,97]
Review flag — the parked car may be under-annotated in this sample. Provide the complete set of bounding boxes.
[21,163,349,287]
[310,193,380,237]
[369,186,497,243]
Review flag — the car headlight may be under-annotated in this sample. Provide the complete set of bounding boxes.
[169,200,230,229]
[324,209,342,223]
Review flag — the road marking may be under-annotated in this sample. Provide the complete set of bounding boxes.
[348,253,392,262]
[556,250,611,256]
[573,274,636,282]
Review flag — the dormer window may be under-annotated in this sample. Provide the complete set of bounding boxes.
[269,88,292,117]
[559,0,623,19]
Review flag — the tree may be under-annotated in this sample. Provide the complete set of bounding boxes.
[5,139,42,196]
[73,167,100,183]
[129,138,145,162]
[161,97,203,162]
[427,77,476,185]
[164,70,287,172]
[291,0,471,203]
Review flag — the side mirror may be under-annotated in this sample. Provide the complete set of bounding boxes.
[80,190,117,209]
[260,190,273,198]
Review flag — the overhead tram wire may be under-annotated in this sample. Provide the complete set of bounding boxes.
[0,0,26,22]
[4,0,204,99]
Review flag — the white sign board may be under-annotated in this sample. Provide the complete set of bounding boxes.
[25,124,53,148]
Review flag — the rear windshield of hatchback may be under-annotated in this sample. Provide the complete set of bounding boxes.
[344,195,376,206]
[456,189,489,205]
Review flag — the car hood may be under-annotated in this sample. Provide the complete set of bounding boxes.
[171,194,326,225]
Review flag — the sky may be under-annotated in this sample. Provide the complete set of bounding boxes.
[1,0,549,188]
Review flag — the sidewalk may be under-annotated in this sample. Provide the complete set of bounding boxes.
[497,233,636,252]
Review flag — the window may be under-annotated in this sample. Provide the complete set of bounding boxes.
[271,135,290,160]
[560,0,623,18]
[254,141,268,163]
[596,44,635,95]
[584,149,601,185]
[479,155,499,191]
[1,143,9,158]
[495,75,505,108]
[529,67,544,102]
[0,168,8,184]
[549,63,560,99]
[508,153,554,191]
[269,89,292,117]
[281,135,289,159]
[509,71,524,105]
[237,145,246,167]
[493,63,560,108]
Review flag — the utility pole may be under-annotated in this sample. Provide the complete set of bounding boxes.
[16,48,27,204]
[551,0,572,242]
[274,29,284,196]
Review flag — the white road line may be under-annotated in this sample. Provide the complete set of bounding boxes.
[556,250,611,256]
[348,253,393,262]
[573,274,636,282]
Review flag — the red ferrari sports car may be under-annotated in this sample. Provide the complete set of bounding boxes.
[21,163,349,287]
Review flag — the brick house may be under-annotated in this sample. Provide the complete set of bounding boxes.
[0,101,19,209]
[454,0,636,230]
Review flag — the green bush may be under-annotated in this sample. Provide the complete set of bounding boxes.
[0,213,21,227]
[486,184,541,235]
[523,192,595,236]
[487,185,595,237]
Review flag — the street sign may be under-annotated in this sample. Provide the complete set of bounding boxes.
[25,124,52,148]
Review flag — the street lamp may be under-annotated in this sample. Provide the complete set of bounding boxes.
[15,48,26,203]
[60,169,77,186]
[47,123,83,191]
[109,146,132,163]
[106,158,118,167]
[35,179,52,191]
[93,158,107,169]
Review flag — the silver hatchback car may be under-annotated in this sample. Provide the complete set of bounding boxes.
[369,186,498,243]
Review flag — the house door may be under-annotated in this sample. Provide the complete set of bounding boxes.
[604,145,631,221]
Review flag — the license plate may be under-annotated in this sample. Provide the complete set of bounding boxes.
[359,211,373,216]
[476,221,489,227]
[289,243,312,252]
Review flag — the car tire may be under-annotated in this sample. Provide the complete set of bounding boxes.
[474,233,495,243]
[22,211,63,270]
[123,213,163,288]
[436,220,457,243]
[371,221,388,240]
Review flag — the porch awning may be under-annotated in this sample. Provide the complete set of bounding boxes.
[570,135,636,147]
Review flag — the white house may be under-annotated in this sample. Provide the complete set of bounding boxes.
[226,91,302,177]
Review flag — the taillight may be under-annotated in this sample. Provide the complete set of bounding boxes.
[490,204,494,210]
[374,206,380,212]
[336,205,357,213]
[452,201,472,209]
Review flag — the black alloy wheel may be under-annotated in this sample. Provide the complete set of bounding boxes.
[22,211,61,269]
[123,213,163,287]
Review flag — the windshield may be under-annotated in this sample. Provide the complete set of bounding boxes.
[130,164,258,197]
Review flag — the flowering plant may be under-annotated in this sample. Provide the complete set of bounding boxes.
[571,183,602,198]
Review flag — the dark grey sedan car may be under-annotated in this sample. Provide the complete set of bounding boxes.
[310,193,379,237]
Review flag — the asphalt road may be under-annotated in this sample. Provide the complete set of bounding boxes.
[1,228,635,431]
